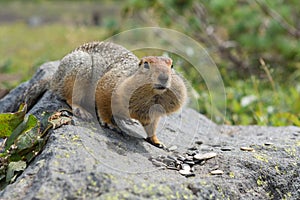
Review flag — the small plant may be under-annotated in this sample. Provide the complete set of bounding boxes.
[0,104,72,190]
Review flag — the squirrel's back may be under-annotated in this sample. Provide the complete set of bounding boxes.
[50,41,139,103]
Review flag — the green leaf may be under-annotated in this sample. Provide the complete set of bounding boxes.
[6,161,26,183]
[5,114,38,151]
[0,104,27,138]
[275,113,300,126]
[15,115,40,151]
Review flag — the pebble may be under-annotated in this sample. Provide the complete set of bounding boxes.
[190,166,195,172]
[185,156,194,161]
[194,152,217,161]
[194,150,200,154]
[152,160,167,167]
[181,164,190,171]
[199,145,212,151]
[157,155,166,160]
[184,173,196,177]
[176,160,182,166]
[179,169,195,177]
[168,145,178,151]
[240,147,254,152]
[163,158,175,165]
[179,169,191,175]
[188,146,198,151]
[167,155,177,161]
[186,150,196,156]
[177,155,185,161]
[167,166,178,170]
[167,162,176,168]
[211,165,219,170]
[210,169,224,175]
[184,161,195,165]
[199,160,206,165]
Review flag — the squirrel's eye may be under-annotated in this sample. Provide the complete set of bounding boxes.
[171,64,174,69]
[138,60,143,66]
[144,62,150,69]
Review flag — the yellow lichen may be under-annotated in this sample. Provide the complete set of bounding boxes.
[284,147,296,157]
[257,176,266,186]
[253,154,269,163]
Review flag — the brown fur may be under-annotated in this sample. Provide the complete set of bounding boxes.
[96,56,187,146]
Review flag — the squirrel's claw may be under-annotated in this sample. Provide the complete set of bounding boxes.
[145,137,166,149]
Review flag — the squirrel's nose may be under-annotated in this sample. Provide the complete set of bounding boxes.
[158,73,169,85]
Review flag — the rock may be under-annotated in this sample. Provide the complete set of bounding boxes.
[0,61,300,199]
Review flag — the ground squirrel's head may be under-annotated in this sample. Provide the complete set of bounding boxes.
[138,56,173,94]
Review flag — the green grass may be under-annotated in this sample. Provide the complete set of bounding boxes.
[0,23,108,87]
[0,23,299,126]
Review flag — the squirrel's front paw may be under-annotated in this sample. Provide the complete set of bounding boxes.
[145,136,166,149]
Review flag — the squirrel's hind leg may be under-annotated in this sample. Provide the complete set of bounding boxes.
[59,51,95,121]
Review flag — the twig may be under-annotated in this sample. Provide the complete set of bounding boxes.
[259,58,276,92]
[255,0,300,38]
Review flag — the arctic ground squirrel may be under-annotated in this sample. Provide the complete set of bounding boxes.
[51,41,187,148]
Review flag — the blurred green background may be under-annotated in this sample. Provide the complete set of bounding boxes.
[0,0,299,126]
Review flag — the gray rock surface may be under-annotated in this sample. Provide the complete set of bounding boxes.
[0,61,299,199]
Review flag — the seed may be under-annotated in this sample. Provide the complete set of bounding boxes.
[210,169,224,175]
[195,140,203,145]
[194,152,217,160]
[264,142,273,146]
[168,145,178,151]
[240,147,254,152]
[221,146,232,151]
